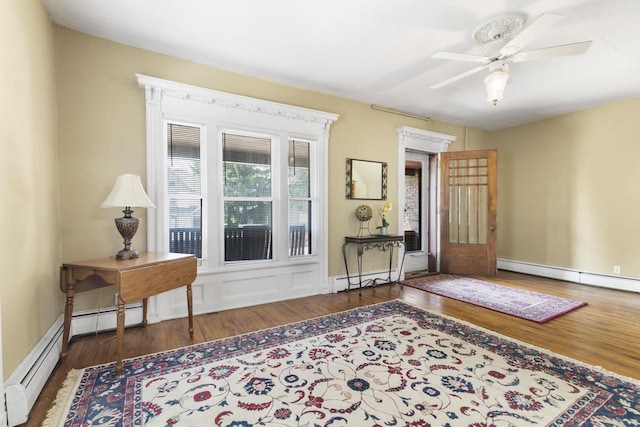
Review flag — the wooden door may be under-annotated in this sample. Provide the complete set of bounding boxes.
[440,150,497,275]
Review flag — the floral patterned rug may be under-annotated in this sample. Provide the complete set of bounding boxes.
[403,275,587,323]
[45,300,638,426]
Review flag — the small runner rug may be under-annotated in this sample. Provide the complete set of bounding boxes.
[403,274,587,323]
[44,300,638,426]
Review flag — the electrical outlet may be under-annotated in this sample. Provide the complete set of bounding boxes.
[613,265,621,274]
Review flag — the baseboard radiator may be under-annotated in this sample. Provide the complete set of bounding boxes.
[498,258,640,293]
[5,317,63,426]
[4,304,143,426]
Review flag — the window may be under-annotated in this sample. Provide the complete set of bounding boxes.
[138,74,338,281]
[167,123,203,258]
[163,124,318,263]
[223,131,273,261]
[288,139,311,256]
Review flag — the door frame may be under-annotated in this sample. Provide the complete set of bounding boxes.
[403,151,430,273]
[396,126,456,275]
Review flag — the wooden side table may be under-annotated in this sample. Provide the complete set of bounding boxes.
[59,252,197,375]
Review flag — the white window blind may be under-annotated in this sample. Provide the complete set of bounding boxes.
[167,123,203,258]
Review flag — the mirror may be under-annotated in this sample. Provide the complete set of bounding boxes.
[346,159,387,200]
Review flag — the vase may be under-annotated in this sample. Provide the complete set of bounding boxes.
[379,226,388,235]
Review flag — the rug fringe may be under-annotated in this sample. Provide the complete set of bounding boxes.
[42,368,84,427]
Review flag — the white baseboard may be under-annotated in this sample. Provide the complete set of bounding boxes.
[5,317,63,426]
[4,304,143,426]
[498,258,640,293]
[70,303,143,336]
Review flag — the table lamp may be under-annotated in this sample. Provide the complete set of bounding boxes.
[101,174,156,260]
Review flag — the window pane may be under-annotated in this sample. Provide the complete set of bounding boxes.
[289,140,311,256]
[224,201,272,261]
[169,199,202,258]
[289,200,310,256]
[168,124,200,195]
[167,123,202,258]
[223,132,271,197]
[288,140,310,197]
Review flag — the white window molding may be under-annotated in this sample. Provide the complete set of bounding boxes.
[136,74,338,318]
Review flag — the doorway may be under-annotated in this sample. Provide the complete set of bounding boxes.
[396,126,456,277]
[403,151,433,273]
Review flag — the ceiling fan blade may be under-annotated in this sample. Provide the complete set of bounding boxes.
[432,51,490,63]
[430,64,489,89]
[510,40,593,62]
[500,13,564,56]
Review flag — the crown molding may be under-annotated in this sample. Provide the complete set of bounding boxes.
[136,74,339,129]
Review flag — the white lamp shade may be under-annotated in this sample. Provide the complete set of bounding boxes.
[484,68,510,105]
[101,174,156,208]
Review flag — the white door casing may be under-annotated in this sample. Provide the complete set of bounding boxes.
[403,151,430,273]
[396,126,455,275]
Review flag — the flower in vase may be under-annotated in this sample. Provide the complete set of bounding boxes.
[377,201,392,229]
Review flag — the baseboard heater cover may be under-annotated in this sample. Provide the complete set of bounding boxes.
[498,258,640,293]
[4,304,143,426]
[5,316,63,426]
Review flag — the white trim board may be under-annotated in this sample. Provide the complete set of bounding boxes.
[4,304,143,426]
[498,258,640,293]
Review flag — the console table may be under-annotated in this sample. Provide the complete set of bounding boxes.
[59,252,197,375]
[342,234,406,293]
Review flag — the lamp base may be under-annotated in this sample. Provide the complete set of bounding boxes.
[114,208,141,260]
[116,248,140,260]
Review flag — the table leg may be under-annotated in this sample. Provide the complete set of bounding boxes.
[60,279,74,360]
[142,297,148,327]
[187,284,194,337]
[356,243,364,294]
[116,294,125,376]
[387,245,394,282]
[342,242,353,291]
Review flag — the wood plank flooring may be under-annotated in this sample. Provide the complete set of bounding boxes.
[24,270,640,426]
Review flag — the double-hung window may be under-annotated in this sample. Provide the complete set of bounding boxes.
[222,131,274,261]
[139,74,337,309]
[164,124,317,265]
[167,123,203,259]
[288,139,312,256]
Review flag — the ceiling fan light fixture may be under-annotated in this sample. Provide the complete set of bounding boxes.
[484,65,510,105]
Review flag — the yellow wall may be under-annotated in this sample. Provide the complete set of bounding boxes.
[53,27,471,311]
[0,0,61,376]
[470,98,640,278]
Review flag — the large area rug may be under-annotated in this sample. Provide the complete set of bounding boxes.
[403,274,587,323]
[45,300,639,426]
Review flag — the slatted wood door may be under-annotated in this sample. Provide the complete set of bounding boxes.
[440,150,497,275]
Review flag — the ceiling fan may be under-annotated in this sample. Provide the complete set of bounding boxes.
[430,13,592,105]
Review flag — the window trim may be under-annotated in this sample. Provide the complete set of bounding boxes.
[137,74,338,274]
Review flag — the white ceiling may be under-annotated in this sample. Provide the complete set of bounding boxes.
[43,0,640,131]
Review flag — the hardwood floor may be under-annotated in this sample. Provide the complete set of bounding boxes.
[25,270,640,426]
